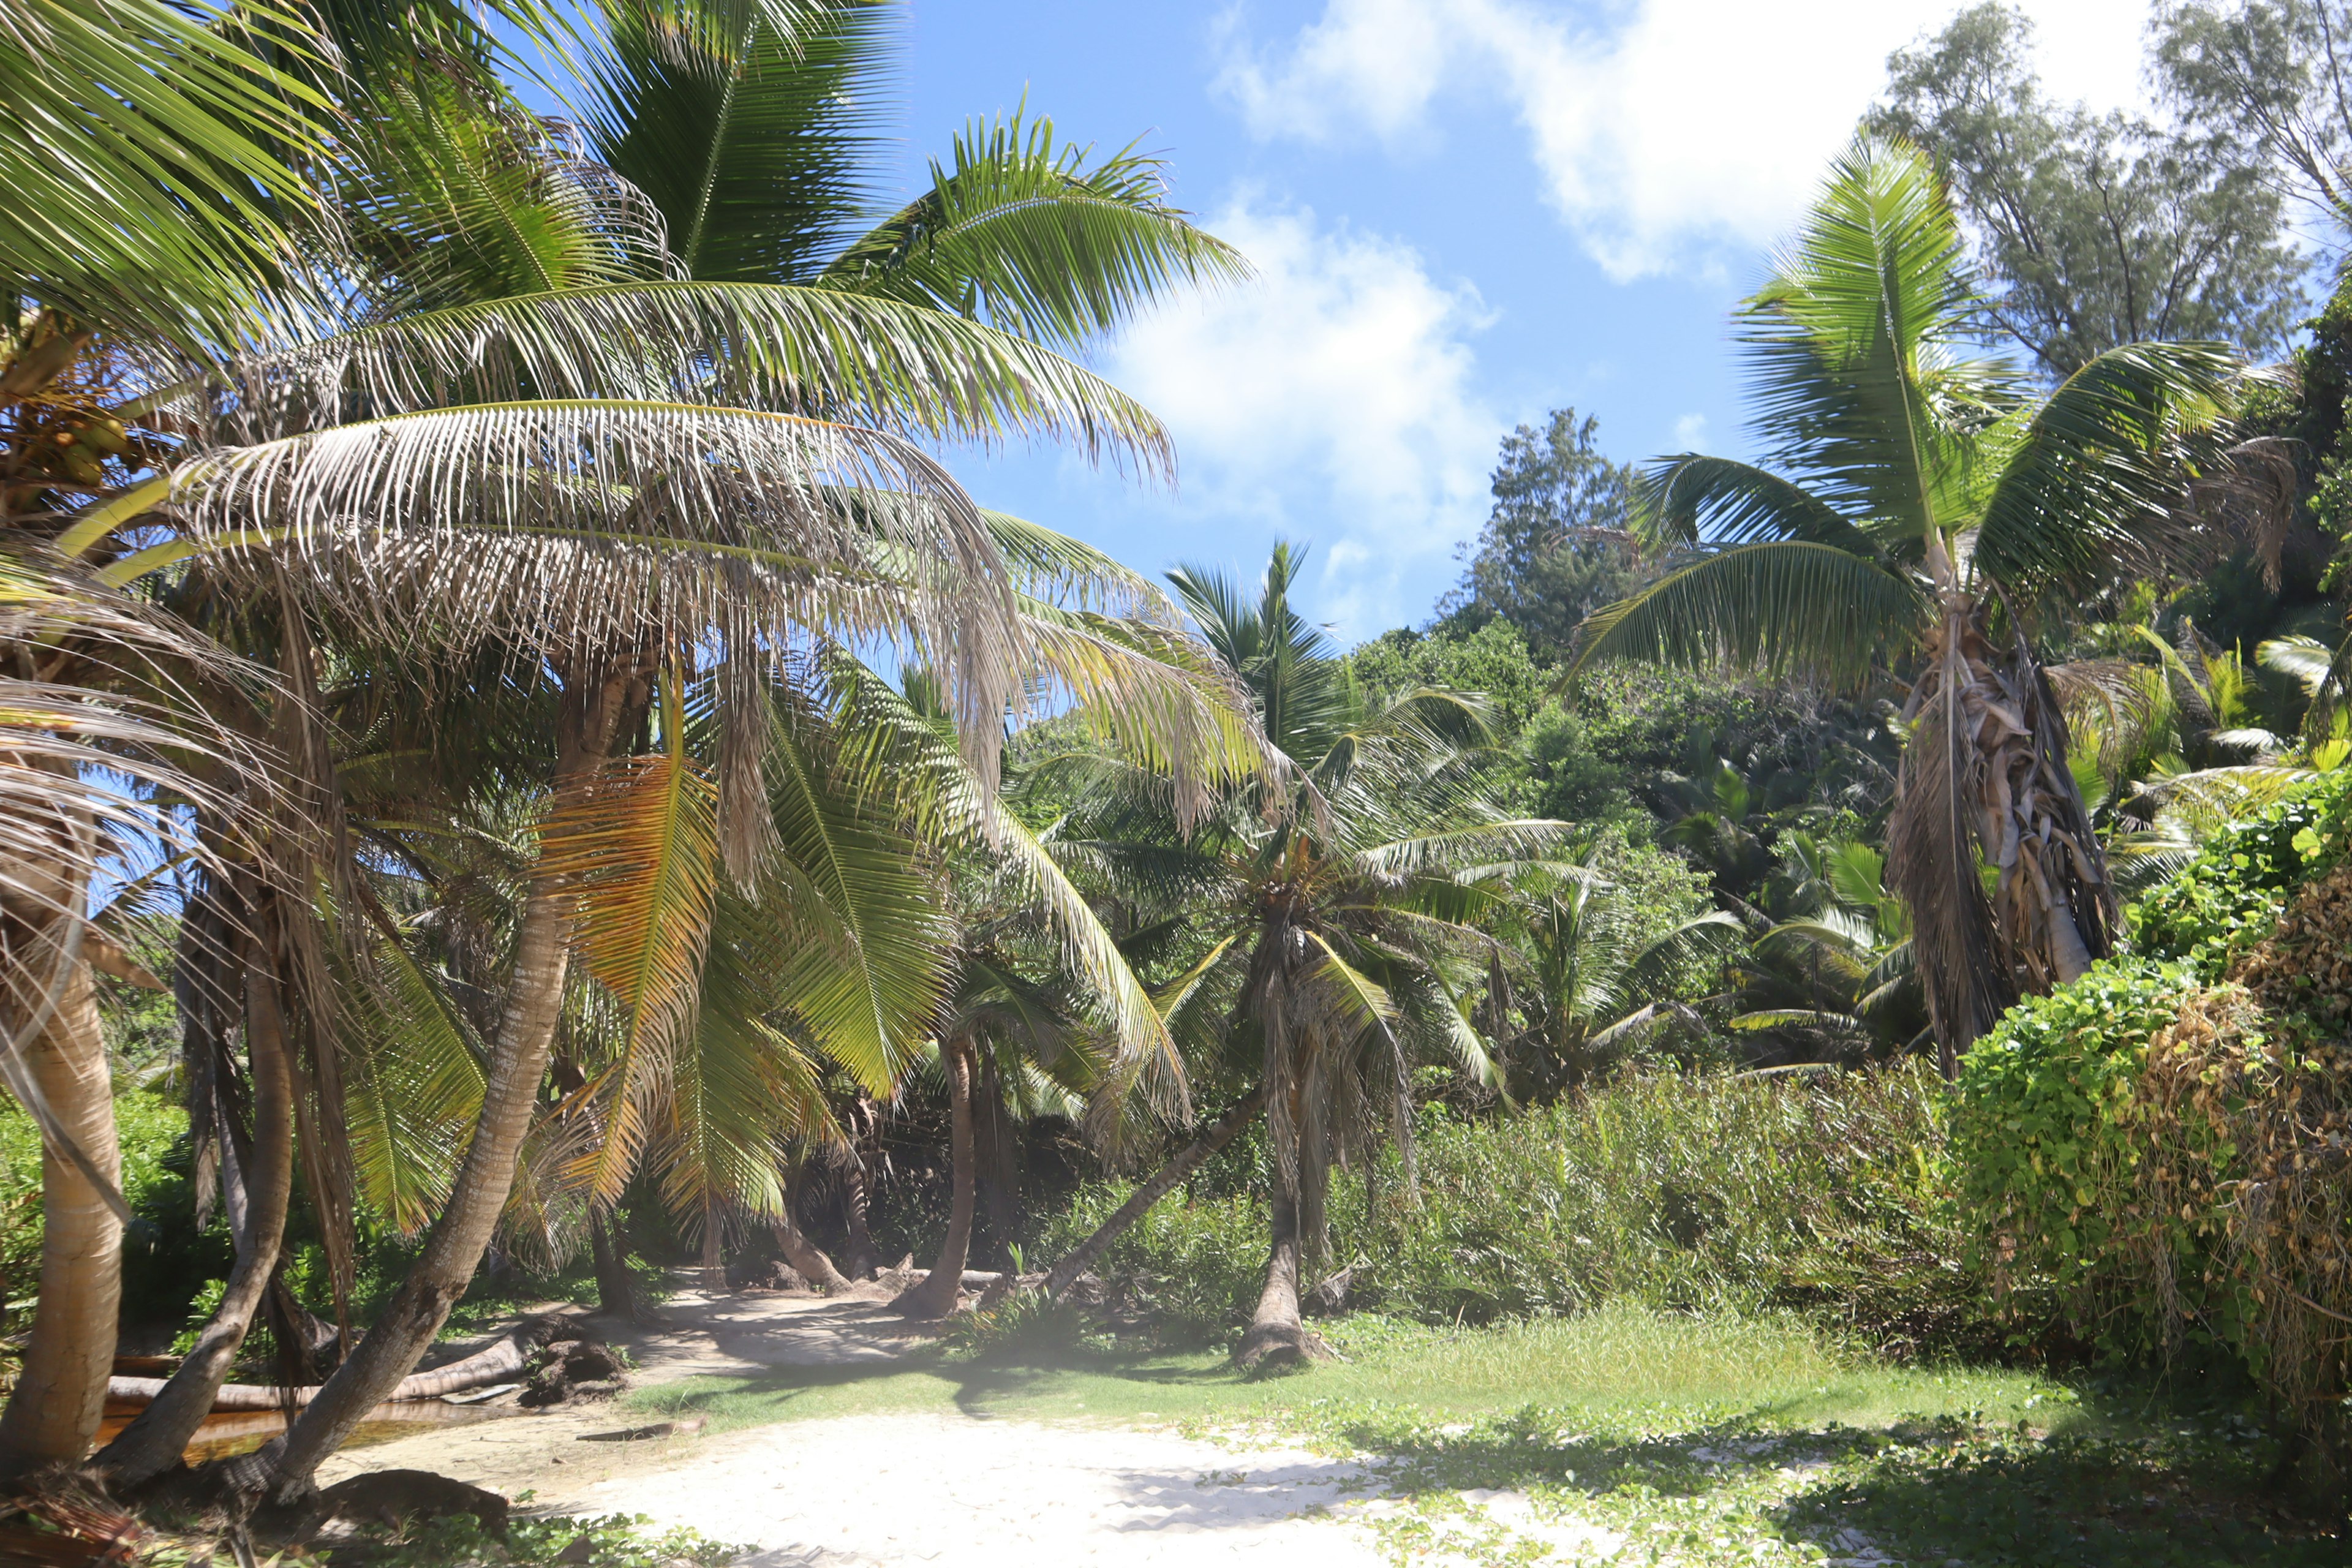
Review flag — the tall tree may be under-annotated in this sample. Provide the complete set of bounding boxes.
[1436,410,1646,662]
[1574,136,2265,1071]
[1046,544,1564,1365]
[1872,2,2304,378]
[2157,0,2352,224]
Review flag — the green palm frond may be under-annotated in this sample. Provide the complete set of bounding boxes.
[821,108,1251,351]
[1637,453,1880,555]
[1570,540,1926,684]
[760,687,952,1093]
[336,66,677,316]
[330,900,487,1232]
[1972,341,2249,595]
[828,657,1188,1107]
[583,0,893,281]
[0,0,328,349]
[1739,135,2001,546]
[657,891,843,1224]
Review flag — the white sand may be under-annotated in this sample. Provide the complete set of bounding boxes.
[579,1410,1390,1566]
[317,1289,1395,1564]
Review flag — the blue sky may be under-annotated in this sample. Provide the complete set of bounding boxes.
[882,2,2157,640]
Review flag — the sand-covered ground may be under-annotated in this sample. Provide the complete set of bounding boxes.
[314,1289,1400,1565]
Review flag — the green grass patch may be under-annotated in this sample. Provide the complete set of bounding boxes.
[617,1305,2339,1566]
[620,1302,2059,1438]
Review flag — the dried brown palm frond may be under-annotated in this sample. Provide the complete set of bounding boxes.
[1888,599,2114,1074]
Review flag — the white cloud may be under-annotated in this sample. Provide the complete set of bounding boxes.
[1672,412,1708,448]
[1218,0,2155,279]
[1102,200,1501,638]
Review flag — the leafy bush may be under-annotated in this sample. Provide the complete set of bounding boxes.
[2127,767,2352,974]
[1951,957,2207,1354]
[1044,1065,1999,1356]
[0,1084,219,1336]
[1343,1065,1991,1354]
[1032,1178,1267,1342]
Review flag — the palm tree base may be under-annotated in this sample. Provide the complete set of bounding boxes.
[1234,1319,1333,1371]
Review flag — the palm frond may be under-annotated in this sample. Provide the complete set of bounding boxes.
[0,0,328,350]
[821,108,1251,352]
[1569,541,1926,685]
[582,0,894,281]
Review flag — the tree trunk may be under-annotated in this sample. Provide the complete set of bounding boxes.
[1234,1184,1330,1370]
[1041,1086,1265,1299]
[772,1210,853,1294]
[97,944,296,1485]
[589,1208,638,1319]
[0,957,123,1475]
[1888,597,2116,1073]
[894,1038,975,1320]
[975,1055,1019,1268]
[249,666,637,1501]
[698,1197,726,1293]
[838,1099,883,1279]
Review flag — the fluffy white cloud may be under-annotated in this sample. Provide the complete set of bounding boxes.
[1102,200,1501,637]
[1218,0,2155,279]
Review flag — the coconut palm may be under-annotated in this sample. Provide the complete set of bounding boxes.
[14,0,1249,1491]
[1483,853,1741,1093]
[1037,544,1567,1365]
[1572,135,2267,1072]
[0,0,341,1476]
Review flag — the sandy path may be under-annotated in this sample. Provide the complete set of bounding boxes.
[315,1289,1391,1565]
[581,1411,1389,1566]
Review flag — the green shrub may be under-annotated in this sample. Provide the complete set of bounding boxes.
[1950,958,2210,1356]
[2127,768,2352,974]
[1044,1065,1999,1355]
[0,1084,219,1335]
[1343,1065,1991,1353]
[1032,1178,1267,1342]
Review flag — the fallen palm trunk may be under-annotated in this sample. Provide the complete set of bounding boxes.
[105,1328,535,1413]
[1042,1086,1266,1300]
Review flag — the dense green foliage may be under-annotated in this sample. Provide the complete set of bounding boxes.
[1040,1063,1997,1355]
[1950,959,2209,1352]
[2126,769,2352,972]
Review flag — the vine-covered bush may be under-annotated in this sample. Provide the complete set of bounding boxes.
[1951,959,2208,1354]
[1047,1065,2002,1356]
[2127,768,2352,974]
[1962,818,2352,1493]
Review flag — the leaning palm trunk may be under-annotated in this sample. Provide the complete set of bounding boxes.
[1235,1185,1328,1369]
[252,667,639,1501]
[1888,595,2116,1074]
[1041,1086,1265,1300]
[97,939,295,1486]
[0,952,121,1475]
[895,1038,978,1319]
[772,1208,855,1294]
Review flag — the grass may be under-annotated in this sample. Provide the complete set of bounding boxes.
[616,1304,2342,1567]
[620,1302,2056,1438]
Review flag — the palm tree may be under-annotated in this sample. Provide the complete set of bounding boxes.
[1572,135,2266,1072]
[16,0,1248,1490]
[1483,853,1741,1093]
[0,0,338,1476]
[1045,544,1566,1365]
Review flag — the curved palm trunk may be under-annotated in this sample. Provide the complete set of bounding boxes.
[1889,595,2116,1073]
[1042,1086,1264,1299]
[0,955,122,1475]
[894,1038,976,1319]
[1235,1184,1329,1368]
[251,666,638,1501]
[97,943,295,1486]
[589,1208,639,1319]
[772,1207,854,1293]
